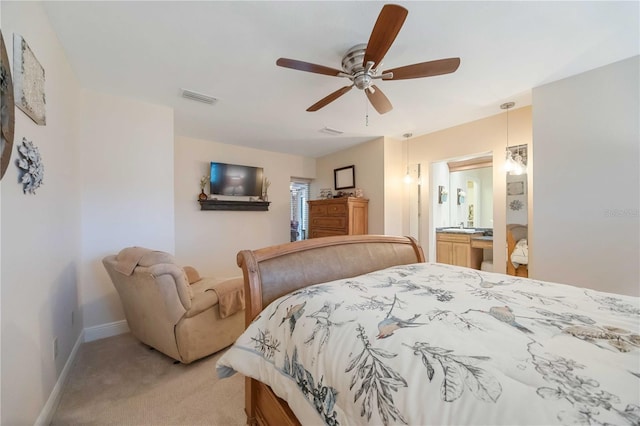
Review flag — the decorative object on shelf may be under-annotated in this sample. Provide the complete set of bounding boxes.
[198,175,208,201]
[355,187,364,198]
[334,165,355,190]
[13,34,46,126]
[1,30,15,181]
[456,188,465,205]
[261,177,271,202]
[16,137,44,194]
[319,188,333,199]
[438,185,448,204]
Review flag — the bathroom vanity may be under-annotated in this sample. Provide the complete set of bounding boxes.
[436,229,492,270]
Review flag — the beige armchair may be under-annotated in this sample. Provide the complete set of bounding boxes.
[103,247,244,364]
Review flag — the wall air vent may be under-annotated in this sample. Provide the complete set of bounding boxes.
[319,126,344,136]
[181,89,218,105]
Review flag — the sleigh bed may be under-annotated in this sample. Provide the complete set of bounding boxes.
[217,235,640,426]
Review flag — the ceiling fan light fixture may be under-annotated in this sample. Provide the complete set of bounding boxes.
[181,89,218,105]
[275,4,460,114]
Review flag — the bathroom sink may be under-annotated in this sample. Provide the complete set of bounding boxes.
[441,228,478,233]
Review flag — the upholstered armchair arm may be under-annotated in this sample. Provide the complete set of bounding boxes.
[145,263,193,311]
[184,290,219,318]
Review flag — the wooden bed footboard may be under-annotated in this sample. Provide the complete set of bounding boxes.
[236,235,425,425]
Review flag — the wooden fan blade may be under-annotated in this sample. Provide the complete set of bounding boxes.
[307,85,353,112]
[365,85,393,114]
[363,4,408,67]
[276,58,343,77]
[383,58,461,80]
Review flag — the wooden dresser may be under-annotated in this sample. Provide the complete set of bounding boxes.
[308,197,369,238]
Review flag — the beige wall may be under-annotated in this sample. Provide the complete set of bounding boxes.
[1,2,82,424]
[383,137,405,237]
[78,90,175,329]
[408,106,533,271]
[174,136,316,278]
[532,56,639,296]
[314,137,386,234]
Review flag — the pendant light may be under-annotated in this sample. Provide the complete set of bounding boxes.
[511,146,524,175]
[403,132,413,184]
[501,102,516,173]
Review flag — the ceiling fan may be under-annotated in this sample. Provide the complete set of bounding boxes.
[276,4,460,115]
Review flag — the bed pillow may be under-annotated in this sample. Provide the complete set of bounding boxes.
[511,238,528,267]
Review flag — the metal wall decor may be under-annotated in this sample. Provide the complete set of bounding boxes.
[1,30,15,180]
[13,34,46,125]
[16,137,44,194]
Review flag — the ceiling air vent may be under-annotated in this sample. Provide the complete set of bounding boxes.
[181,89,218,105]
[319,126,344,136]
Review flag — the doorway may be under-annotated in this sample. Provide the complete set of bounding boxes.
[290,179,310,241]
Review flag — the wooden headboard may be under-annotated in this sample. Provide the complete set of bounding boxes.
[236,235,425,324]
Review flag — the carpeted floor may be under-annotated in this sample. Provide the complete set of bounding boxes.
[51,333,245,425]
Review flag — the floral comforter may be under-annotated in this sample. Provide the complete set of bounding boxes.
[216,263,640,425]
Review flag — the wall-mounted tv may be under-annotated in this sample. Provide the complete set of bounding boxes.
[210,162,264,197]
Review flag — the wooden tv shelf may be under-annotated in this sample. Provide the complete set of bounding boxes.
[198,199,270,211]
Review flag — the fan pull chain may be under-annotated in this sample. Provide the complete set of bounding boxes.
[365,96,369,126]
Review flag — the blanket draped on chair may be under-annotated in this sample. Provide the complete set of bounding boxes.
[210,278,245,318]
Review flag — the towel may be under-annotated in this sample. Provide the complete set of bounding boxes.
[511,238,529,267]
[211,278,245,318]
[113,247,151,276]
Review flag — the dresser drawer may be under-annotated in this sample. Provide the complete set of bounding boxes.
[326,203,347,215]
[311,217,346,229]
[471,238,493,249]
[310,204,328,216]
[310,202,348,216]
[309,229,346,238]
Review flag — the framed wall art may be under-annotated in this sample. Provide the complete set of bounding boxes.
[13,34,46,125]
[334,165,355,190]
[507,181,525,196]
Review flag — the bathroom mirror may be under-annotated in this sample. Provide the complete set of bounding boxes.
[505,144,529,277]
[448,156,493,228]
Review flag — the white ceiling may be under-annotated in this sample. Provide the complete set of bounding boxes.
[42,1,638,158]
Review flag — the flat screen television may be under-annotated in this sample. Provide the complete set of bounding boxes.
[209,162,264,197]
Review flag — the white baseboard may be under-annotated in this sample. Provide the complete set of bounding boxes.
[35,330,84,426]
[35,320,130,425]
[84,319,130,342]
